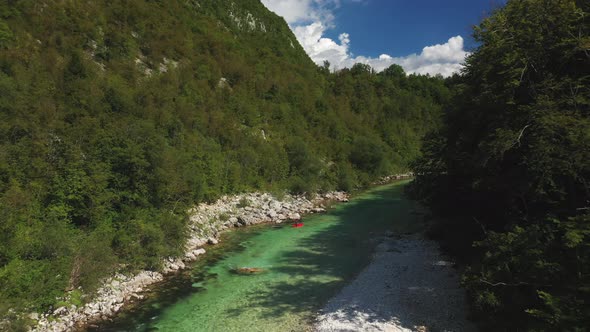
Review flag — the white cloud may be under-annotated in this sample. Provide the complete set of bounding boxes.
[347,36,469,77]
[292,23,349,65]
[260,0,338,25]
[260,0,315,24]
[262,0,469,77]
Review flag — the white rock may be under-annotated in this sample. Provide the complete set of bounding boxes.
[53,307,67,316]
[193,248,206,256]
[269,201,282,210]
[185,252,196,261]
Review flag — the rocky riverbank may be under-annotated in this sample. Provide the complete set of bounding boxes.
[373,172,414,185]
[31,190,349,332]
[315,234,475,332]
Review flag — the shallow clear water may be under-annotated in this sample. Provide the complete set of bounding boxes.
[90,181,420,332]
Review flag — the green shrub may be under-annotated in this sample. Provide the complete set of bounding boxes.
[0,21,12,47]
[237,198,251,208]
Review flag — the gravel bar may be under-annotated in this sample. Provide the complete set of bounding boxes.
[315,235,476,332]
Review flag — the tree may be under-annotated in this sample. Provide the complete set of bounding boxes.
[412,0,590,329]
[0,21,12,48]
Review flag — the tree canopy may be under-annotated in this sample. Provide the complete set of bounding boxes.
[411,0,590,330]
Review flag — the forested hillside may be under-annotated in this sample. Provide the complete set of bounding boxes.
[411,0,589,330]
[0,0,448,324]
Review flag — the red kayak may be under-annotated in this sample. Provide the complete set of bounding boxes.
[292,222,304,228]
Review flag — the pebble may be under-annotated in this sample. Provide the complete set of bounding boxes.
[315,235,476,332]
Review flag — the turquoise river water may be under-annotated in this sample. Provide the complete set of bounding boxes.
[89,180,422,332]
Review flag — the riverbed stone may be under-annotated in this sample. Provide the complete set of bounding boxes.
[185,252,196,261]
[53,307,67,316]
[269,201,282,210]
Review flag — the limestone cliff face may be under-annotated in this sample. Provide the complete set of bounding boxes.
[199,0,312,63]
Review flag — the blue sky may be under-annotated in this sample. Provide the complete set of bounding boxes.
[323,1,504,57]
[261,0,506,76]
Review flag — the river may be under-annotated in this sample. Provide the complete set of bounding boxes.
[89,180,422,331]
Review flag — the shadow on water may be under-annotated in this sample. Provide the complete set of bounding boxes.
[90,181,425,331]
[225,182,424,322]
[87,227,267,332]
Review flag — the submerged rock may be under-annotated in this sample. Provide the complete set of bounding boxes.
[232,267,265,274]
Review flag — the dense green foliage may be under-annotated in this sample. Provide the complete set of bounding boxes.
[0,0,447,324]
[411,0,590,330]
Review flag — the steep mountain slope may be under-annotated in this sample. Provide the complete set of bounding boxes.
[0,0,448,326]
